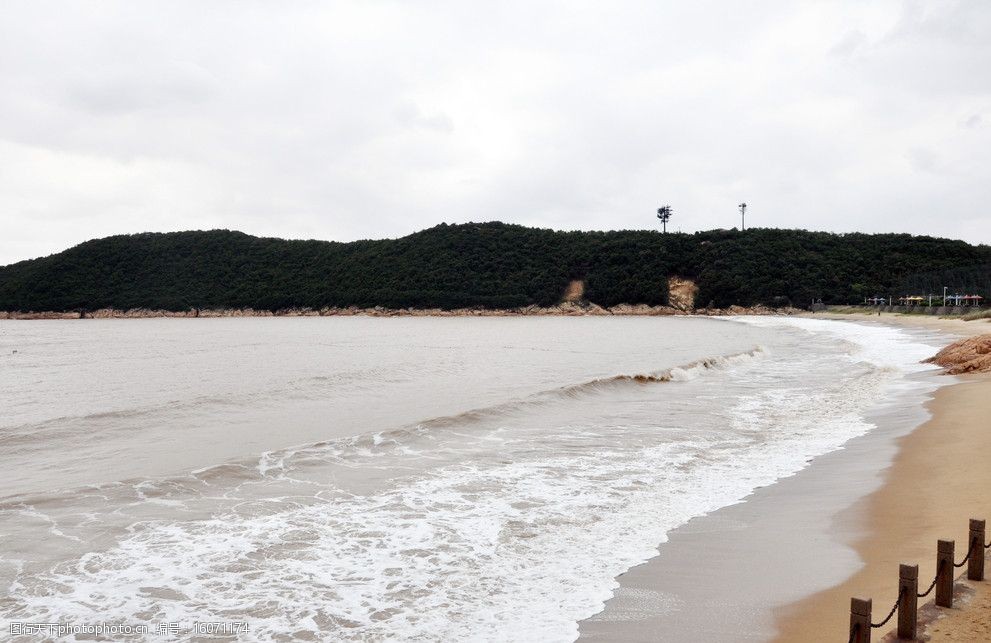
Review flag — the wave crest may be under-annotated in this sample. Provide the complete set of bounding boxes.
[562,346,765,392]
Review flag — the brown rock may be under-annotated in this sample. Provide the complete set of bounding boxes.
[667,276,698,311]
[925,334,991,374]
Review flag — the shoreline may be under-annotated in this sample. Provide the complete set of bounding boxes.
[773,373,991,640]
[3,305,990,323]
[0,303,793,320]
[578,372,946,641]
[774,312,991,641]
[579,312,990,641]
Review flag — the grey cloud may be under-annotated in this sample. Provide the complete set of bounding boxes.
[962,113,983,129]
[394,103,454,133]
[65,61,215,115]
[1,0,990,265]
[907,147,938,173]
[830,30,868,58]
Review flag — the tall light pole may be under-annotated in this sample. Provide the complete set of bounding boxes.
[943,286,948,305]
[739,202,747,231]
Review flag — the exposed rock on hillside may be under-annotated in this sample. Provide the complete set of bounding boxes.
[562,280,585,303]
[668,277,698,311]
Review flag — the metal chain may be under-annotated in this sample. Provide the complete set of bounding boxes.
[985,539,990,550]
[870,587,903,629]
[918,560,944,598]
[954,539,977,568]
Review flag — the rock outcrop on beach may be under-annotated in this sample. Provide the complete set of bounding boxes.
[925,334,991,374]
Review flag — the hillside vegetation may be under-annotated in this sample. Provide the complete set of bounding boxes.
[1,223,990,312]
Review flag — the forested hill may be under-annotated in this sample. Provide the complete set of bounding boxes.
[1,223,990,312]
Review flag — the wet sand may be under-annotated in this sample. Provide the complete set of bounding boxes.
[577,378,938,641]
[579,312,991,641]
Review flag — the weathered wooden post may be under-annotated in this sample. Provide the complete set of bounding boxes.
[850,597,871,643]
[936,540,954,608]
[968,519,985,581]
[897,564,918,639]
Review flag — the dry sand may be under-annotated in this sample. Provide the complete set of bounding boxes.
[809,310,991,339]
[923,570,991,641]
[775,311,991,641]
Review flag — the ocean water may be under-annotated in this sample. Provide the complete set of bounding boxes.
[0,316,943,641]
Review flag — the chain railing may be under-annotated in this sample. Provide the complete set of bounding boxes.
[916,560,942,599]
[846,518,986,642]
[952,537,977,568]
[868,587,902,629]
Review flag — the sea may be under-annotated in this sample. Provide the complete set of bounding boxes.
[0,316,944,641]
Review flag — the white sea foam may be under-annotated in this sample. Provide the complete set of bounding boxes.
[727,315,940,373]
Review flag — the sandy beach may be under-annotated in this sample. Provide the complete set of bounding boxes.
[808,310,991,339]
[776,312,991,641]
[924,572,991,640]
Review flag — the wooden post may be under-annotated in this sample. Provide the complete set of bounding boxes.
[850,597,871,643]
[969,519,985,581]
[897,564,917,640]
[936,540,954,608]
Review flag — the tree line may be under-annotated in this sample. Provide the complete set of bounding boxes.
[1,222,989,312]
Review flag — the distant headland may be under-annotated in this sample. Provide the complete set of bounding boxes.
[1,222,989,315]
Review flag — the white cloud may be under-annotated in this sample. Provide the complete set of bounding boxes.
[1,0,989,264]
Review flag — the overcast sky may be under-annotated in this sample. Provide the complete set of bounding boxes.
[1,1,989,265]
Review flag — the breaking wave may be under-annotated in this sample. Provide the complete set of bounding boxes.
[559,346,765,391]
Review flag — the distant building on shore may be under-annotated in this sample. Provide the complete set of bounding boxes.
[867,294,984,307]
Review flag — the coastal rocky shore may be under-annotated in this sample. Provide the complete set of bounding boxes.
[0,303,797,320]
[925,333,991,374]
